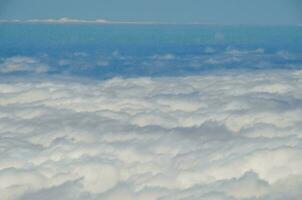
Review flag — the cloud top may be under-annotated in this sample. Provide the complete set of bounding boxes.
[0,70,302,199]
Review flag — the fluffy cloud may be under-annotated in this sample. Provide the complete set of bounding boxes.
[0,70,302,199]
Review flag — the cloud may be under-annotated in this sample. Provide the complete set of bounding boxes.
[0,56,49,74]
[0,17,167,25]
[151,54,175,60]
[0,18,108,24]
[226,47,265,56]
[28,17,109,24]
[202,47,266,66]
[0,70,302,199]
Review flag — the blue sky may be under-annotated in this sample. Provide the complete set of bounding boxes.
[0,0,301,24]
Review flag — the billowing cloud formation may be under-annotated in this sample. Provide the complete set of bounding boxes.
[1,70,302,199]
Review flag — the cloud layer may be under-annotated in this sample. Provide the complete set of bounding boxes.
[1,70,302,199]
[0,17,166,25]
[0,18,109,24]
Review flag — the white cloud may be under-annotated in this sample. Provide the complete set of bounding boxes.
[202,47,267,66]
[0,70,302,199]
[226,47,265,56]
[0,18,166,25]
[0,57,49,74]
[151,54,175,60]
[0,18,108,24]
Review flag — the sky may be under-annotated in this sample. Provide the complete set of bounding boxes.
[0,0,301,24]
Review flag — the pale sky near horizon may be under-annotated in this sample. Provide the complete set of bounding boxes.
[0,0,301,24]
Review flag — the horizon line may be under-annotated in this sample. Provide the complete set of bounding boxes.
[0,17,210,25]
[0,17,301,26]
